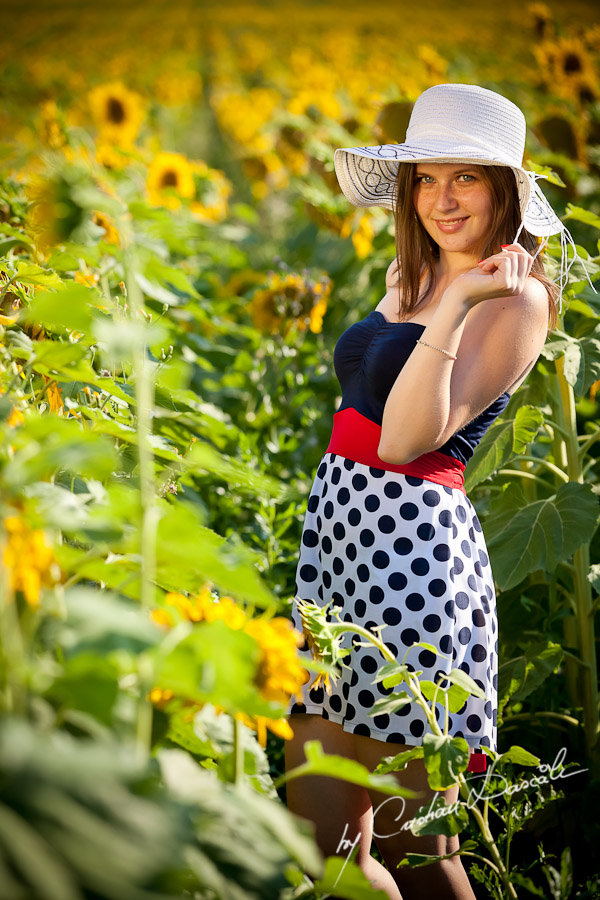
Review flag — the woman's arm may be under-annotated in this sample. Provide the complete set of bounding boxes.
[378,246,550,465]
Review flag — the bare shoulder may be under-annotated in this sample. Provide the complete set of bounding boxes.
[466,274,550,337]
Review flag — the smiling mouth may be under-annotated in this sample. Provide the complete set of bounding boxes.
[436,216,469,224]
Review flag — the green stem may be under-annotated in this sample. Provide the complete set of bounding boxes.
[496,468,549,488]
[555,354,599,759]
[233,715,243,784]
[579,426,600,459]
[122,241,158,761]
[503,710,582,728]
[300,621,518,897]
[515,455,569,483]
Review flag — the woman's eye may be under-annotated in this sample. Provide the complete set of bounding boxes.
[415,174,475,184]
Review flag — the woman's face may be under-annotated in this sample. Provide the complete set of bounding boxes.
[412,163,493,258]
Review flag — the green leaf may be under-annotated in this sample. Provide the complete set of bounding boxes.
[445,668,487,701]
[541,324,600,394]
[422,734,470,790]
[369,690,414,716]
[371,661,412,688]
[293,740,418,798]
[498,640,564,722]
[563,203,600,231]
[373,746,425,775]
[185,439,290,499]
[92,318,169,364]
[0,803,80,900]
[409,794,469,837]
[314,854,390,899]
[499,745,541,766]
[153,500,277,606]
[464,405,543,491]
[44,654,120,726]
[14,261,64,288]
[485,481,599,590]
[24,282,105,333]
[525,162,567,188]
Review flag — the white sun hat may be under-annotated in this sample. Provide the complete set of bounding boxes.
[333,83,594,312]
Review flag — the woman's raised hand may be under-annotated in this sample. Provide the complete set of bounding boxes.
[445,244,535,311]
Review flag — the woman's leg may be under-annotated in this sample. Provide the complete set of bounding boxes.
[353,731,477,900]
[285,713,404,900]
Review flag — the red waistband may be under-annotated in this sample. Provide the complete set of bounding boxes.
[325,407,466,494]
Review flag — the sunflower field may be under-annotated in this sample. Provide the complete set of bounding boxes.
[1,0,600,898]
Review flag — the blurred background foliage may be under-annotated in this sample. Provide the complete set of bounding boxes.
[1,0,600,897]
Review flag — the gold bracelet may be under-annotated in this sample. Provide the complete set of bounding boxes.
[416,338,457,360]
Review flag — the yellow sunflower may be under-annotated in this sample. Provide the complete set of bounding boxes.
[1,515,62,607]
[146,151,196,210]
[189,159,234,222]
[527,2,553,39]
[87,81,145,147]
[37,99,66,151]
[148,583,308,745]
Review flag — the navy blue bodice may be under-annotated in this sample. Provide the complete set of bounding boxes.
[332,309,511,466]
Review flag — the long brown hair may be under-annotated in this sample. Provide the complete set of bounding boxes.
[390,163,559,332]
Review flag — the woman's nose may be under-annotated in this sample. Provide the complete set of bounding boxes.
[434,182,459,211]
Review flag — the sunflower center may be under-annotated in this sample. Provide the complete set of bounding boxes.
[107,98,126,124]
[563,53,583,74]
[160,170,178,188]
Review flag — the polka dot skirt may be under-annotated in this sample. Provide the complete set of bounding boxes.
[286,453,498,752]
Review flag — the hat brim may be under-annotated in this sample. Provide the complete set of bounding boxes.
[333,146,563,238]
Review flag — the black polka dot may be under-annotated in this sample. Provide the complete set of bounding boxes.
[401,627,421,646]
[303,529,319,548]
[394,537,413,555]
[333,521,346,541]
[384,481,402,499]
[433,543,451,561]
[419,648,436,668]
[352,473,368,490]
[455,592,469,610]
[383,607,402,627]
[428,579,446,597]
[471,644,487,662]
[417,522,435,541]
[378,515,396,534]
[360,529,375,547]
[400,502,419,520]
[406,593,425,612]
[300,564,318,582]
[411,557,430,576]
[373,550,390,569]
[458,627,471,645]
[423,614,441,633]
[409,719,425,737]
[365,494,380,512]
[389,571,408,591]
[467,714,482,732]
[423,489,441,507]
[348,508,362,526]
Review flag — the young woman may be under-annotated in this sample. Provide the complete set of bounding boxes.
[284,84,577,900]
